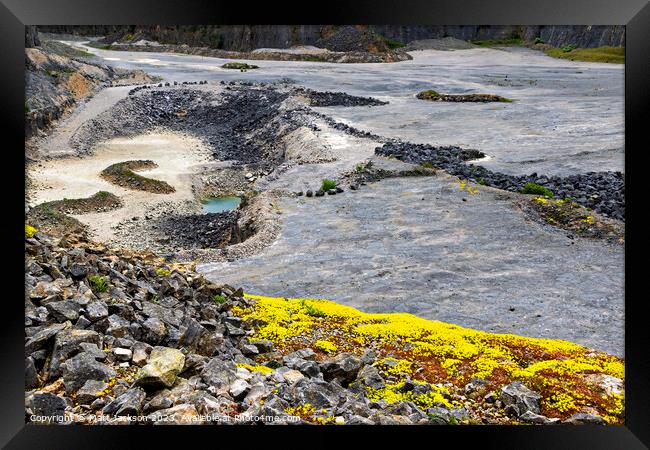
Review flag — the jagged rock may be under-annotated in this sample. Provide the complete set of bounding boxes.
[45,300,79,322]
[28,393,67,422]
[76,379,109,404]
[62,352,116,394]
[519,411,561,424]
[564,413,606,425]
[25,322,70,354]
[201,357,237,392]
[500,381,541,417]
[25,357,39,390]
[102,387,146,416]
[282,369,305,385]
[50,329,102,379]
[229,379,251,400]
[85,301,109,322]
[321,353,363,384]
[356,365,385,389]
[113,348,133,361]
[132,342,152,367]
[141,317,166,344]
[135,347,185,389]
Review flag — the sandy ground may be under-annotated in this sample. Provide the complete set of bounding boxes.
[28,131,211,242]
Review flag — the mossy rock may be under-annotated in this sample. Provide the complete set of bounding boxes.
[222,62,259,70]
[417,90,513,103]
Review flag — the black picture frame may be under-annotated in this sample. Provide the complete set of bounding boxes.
[2,0,647,447]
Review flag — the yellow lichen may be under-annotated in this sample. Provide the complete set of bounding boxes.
[236,363,274,374]
[236,294,625,423]
[25,224,38,238]
[314,340,338,354]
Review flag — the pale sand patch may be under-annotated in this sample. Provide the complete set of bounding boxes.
[28,130,211,242]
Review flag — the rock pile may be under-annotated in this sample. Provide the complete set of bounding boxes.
[156,211,242,250]
[25,230,614,425]
[376,142,625,221]
[296,87,388,107]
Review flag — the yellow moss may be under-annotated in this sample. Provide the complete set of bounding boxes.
[237,294,625,423]
[314,340,338,354]
[25,224,38,238]
[367,382,453,409]
[236,363,274,374]
[155,267,172,277]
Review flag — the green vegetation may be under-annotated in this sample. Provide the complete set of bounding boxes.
[320,179,337,191]
[419,162,436,169]
[534,37,545,45]
[101,161,175,194]
[416,90,440,100]
[24,102,30,114]
[222,62,259,70]
[33,191,122,215]
[416,90,513,103]
[88,275,109,293]
[155,267,172,277]
[300,299,328,318]
[521,182,554,198]
[544,46,624,64]
[213,294,227,304]
[381,36,406,49]
[469,37,524,47]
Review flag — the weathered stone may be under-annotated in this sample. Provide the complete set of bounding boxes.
[356,365,385,389]
[76,379,109,404]
[564,413,606,425]
[113,347,133,361]
[250,340,274,353]
[132,341,152,367]
[282,369,305,385]
[102,387,146,416]
[135,347,185,389]
[45,300,79,322]
[142,317,166,344]
[29,393,67,422]
[25,357,39,390]
[201,358,237,392]
[519,411,561,424]
[321,353,362,383]
[49,329,102,379]
[229,379,251,400]
[85,301,109,322]
[62,352,116,394]
[25,322,70,354]
[500,381,541,416]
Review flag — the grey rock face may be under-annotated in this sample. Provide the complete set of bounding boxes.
[62,352,116,394]
[102,388,147,416]
[29,393,67,422]
[500,381,542,417]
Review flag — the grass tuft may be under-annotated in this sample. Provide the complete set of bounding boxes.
[521,182,554,198]
[321,179,337,191]
[88,275,109,293]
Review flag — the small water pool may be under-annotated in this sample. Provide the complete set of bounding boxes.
[201,196,242,214]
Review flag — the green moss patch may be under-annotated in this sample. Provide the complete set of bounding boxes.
[521,182,554,198]
[222,62,259,70]
[101,160,175,194]
[469,38,524,47]
[544,46,624,64]
[416,90,513,103]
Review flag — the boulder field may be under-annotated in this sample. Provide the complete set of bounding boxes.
[25,227,624,425]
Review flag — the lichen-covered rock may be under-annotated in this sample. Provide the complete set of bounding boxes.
[135,347,185,389]
[62,352,116,394]
[76,379,109,404]
[500,382,541,417]
[102,387,147,416]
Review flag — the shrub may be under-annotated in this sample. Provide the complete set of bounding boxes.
[88,275,109,293]
[321,179,337,191]
[562,44,578,53]
[213,294,227,304]
[534,37,545,45]
[521,182,554,198]
[25,224,37,238]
